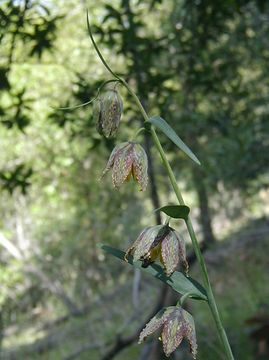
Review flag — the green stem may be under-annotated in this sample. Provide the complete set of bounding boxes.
[87,12,119,79]
[120,80,234,360]
[87,22,234,360]
[132,127,145,141]
[178,292,193,307]
[164,217,171,226]
[57,79,118,111]
[185,218,234,359]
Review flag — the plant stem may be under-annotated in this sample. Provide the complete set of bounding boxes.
[178,292,193,306]
[57,79,118,110]
[86,22,234,359]
[132,127,145,141]
[120,79,234,360]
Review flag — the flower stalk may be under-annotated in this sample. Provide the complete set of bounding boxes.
[124,83,234,360]
[86,12,234,360]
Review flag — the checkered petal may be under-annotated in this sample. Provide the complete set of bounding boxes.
[162,308,185,356]
[173,229,189,274]
[182,309,198,359]
[98,89,123,138]
[111,143,133,188]
[101,142,129,178]
[125,225,165,262]
[138,307,174,344]
[132,143,148,191]
[161,230,180,276]
[162,307,197,358]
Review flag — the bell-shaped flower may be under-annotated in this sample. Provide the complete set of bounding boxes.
[139,306,197,358]
[125,224,188,276]
[93,89,123,138]
[102,141,148,191]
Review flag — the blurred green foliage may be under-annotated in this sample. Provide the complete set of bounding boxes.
[0,0,269,359]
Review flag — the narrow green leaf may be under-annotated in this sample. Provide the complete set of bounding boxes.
[100,244,207,301]
[156,205,190,220]
[148,116,201,165]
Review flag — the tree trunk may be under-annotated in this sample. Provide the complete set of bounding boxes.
[144,129,162,225]
[193,168,216,244]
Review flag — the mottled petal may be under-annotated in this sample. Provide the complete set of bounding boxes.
[124,226,152,261]
[101,142,129,178]
[99,90,123,138]
[111,143,133,188]
[162,307,198,359]
[173,229,189,274]
[132,225,165,262]
[132,143,148,191]
[162,309,184,357]
[150,225,170,250]
[161,229,180,276]
[138,307,174,344]
[102,141,148,190]
[182,309,198,359]
[93,98,102,132]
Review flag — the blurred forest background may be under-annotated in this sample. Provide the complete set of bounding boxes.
[0,0,269,359]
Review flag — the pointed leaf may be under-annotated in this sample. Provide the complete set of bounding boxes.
[148,116,201,165]
[100,244,207,301]
[156,205,190,220]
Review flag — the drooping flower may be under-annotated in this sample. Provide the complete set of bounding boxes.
[125,224,188,276]
[102,141,148,191]
[139,306,197,358]
[93,89,123,138]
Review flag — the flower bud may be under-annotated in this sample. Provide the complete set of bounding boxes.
[139,306,197,358]
[95,89,123,138]
[102,141,148,191]
[93,98,102,132]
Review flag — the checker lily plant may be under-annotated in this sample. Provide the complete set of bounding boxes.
[63,13,235,360]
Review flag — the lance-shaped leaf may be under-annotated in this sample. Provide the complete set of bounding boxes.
[148,116,201,165]
[156,205,190,220]
[100,245,207,301]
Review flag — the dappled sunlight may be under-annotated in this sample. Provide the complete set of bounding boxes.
[0,0,269,359]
